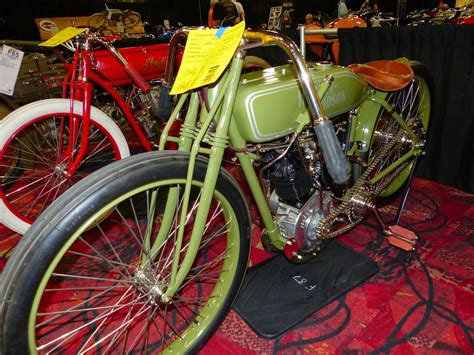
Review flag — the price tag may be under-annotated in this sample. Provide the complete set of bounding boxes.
[170,21,245,95]
[0,45,25,96]
[39,26,86,47]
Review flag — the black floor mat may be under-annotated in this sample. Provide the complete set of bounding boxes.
[233,240,379,338]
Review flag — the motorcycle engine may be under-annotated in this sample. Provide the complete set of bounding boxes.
[93,81,163,139]
[262,142,333,251]
[261,147,312,206]
[140,81,162,119]
[134,81,163,138]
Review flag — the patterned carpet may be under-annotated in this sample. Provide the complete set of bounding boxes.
[202,177,474,354]
[1,177,473,353]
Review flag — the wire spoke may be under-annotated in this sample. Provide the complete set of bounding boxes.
[50,272,134,284]
[37,285,137,351]
[38,284,131,328]
[5,171,57,200]
[22,176,68,217]
[79,291,151,353]
[74,237,130,280]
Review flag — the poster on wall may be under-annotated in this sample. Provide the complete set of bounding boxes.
[267,6,283,30]
[280,1,296,30]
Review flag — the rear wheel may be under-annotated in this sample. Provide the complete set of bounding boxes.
[315,64,432,241]
[88,13,108,30]
[0,98,130,234]
[0,152,250,354]
[354,63,432,198]
[122,11,141,28]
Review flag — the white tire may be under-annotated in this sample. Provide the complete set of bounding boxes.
[0,98,130,234]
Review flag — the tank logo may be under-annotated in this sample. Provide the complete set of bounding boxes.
[144,56,166,70]
[323,92,346,108]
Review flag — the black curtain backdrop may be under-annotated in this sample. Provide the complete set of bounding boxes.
[339,25,474,193]
[0,1,454,40]
[1,3,472,193]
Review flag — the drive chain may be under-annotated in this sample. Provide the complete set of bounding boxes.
[315,129,412,241]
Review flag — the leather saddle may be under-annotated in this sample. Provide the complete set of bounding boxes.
[348,60,414,91]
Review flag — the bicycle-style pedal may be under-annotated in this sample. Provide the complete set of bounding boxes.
[384,225,418,251]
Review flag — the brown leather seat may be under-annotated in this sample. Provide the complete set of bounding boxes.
[348,60,414,91]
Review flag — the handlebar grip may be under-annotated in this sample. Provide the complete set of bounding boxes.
[313,121,350,185]
[124,64,150,93]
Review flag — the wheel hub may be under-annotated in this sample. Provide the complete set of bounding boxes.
[133,268,169,304]
[54,163,69,178]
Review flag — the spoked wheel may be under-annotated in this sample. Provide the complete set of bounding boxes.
[354,63,432,198]
[0,152,250,353]
[0,99,130,234]
[0,140,23,190]
[122,11,141,28]
[88,13,108,30]
[316,63,433,240]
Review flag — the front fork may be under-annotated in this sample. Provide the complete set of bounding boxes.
[147,54,245,301]
[63,82,93,177]
[60,49,94,177]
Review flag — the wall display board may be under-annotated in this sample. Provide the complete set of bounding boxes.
[35,17,90,40]
[267,6,283,30]
[34,12,145,40]
[280,1,296,29]
[456,0,473,6]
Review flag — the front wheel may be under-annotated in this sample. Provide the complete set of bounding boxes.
[0,98,130,234]
[0,151,251,354]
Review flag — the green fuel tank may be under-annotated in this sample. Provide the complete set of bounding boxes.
[232,62,368,143]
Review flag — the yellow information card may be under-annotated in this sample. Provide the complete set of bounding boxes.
[39,27,86,47]
[170,21,245,95]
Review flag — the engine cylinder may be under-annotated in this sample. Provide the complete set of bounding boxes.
[262,149,312,205]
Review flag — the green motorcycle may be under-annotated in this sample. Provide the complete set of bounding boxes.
[0,28,431,353]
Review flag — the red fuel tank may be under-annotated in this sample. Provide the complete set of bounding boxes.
[93,44,172,85]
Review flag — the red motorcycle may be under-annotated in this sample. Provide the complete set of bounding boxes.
[0,30,182,234]
[451,6,474,25]
[407,6,474,26]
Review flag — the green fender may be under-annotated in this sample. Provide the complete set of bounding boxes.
[348,59,431,197]
[349,88,388,158]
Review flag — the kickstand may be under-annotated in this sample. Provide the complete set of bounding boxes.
[394,158,418,225]
[371,159,419,252]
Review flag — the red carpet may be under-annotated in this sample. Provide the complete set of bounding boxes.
[1,177,473,353]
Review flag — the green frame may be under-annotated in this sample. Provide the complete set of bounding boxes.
[155,52,426,300]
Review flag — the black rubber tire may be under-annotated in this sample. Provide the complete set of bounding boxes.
[0,151,251,354]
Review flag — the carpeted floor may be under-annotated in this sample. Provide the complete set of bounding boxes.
[1,177,473,353]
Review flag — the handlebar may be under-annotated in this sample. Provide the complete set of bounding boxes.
[163,28,350,184]
[164,28,327,124]
[70,31,151,93]
[245,30,329,125]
